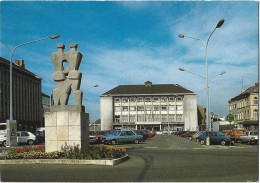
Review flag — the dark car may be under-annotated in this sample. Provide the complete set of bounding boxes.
[197,131,231,146]
[174,131,187,137]
[35,130,45,143]
[134,130,148,140]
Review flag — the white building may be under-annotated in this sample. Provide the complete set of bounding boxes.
[100,81,198,131]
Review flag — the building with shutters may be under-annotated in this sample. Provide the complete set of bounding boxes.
[100,81,198,131]
[0,57,42,132]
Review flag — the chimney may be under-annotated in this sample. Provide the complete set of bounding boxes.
[15,60,25,68]
[144,81,152,87]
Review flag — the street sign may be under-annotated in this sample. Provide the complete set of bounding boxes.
[226,114,234,122]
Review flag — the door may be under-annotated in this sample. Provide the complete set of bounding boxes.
[125,131,135,142]
[18,131,29,143]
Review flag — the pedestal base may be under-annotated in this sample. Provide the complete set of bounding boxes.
[45,109,89,152]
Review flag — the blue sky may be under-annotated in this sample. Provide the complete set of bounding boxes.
[0,1,258,123]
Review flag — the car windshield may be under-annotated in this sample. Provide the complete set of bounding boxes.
[237,130,246,134]
[250,132,258,135]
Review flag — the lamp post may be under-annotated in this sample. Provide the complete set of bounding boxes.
[178,68,225,131]
[83,85,99,131]
[178,19,224,145]
[0,35,60,147]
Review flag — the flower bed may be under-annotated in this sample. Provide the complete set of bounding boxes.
[0,144,127,160]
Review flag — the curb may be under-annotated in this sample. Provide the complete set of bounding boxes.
[0,154,129,166]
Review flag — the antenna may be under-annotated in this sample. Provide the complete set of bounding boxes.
[242,76,245,90]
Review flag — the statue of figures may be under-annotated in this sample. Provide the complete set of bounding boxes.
[51,43,83,106]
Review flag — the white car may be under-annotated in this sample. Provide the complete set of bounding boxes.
[89,135,97,143]
[0,133,7,146]
[17,131,36,145]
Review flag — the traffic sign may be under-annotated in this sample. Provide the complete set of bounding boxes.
[226,114,234,122]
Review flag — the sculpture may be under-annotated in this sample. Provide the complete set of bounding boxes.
[51,43,83,106]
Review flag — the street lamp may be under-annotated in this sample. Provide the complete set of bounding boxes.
[83,85,99,130]
[178,67,225,131]
[0,35,60,146]
[178,19,225,143]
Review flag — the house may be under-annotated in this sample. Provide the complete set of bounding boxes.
[228,83,259,130]
[100,81,198,131]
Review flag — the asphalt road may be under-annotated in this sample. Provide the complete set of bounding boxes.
[0,135,258,182]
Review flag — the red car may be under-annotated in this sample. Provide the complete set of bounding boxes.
[144,130,154,138]
[89,131,103,142]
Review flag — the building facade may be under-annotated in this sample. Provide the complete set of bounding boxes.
[0,57,42,132]
[101,81,198,131]
[229,83,259,130]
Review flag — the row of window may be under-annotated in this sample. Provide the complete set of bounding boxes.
[114,114,183,123]
[114,96,184,103]
[230,97,258,110]
[115,105,183,112]
[236,110,258,120]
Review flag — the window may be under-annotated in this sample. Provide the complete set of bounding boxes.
[122,98,128,103]
[253,110,258,119]
[161,97,167,102]
[153,114,160,121]
[130,106,136,111]
[169,105,175,111]
[137,106,144,111]
[145,106,152,111]
[146,114,153,121]
[122,106,128,111]
[176,96,183,102]
[153,97,159,102]
[169,114,175,122]
[153,106,159,111]
[137,97,143,102]
[137,115,144,122]
[115,115,120,123]
[130,98,136,102]
[176,114,183,122]
[115,106,121,112]
[114,98,120,103]
[126,131,134,136]
[130,115,136,122]
[254,97,258,105]
[169,97,175,102]
[161,114,167,122]
[176,105,183,111]
[21,132,29,136]
[161,105,167,111]
[121,115,128,122]
[145,97,151,102]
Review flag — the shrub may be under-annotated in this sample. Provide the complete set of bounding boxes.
[0,144,126,160]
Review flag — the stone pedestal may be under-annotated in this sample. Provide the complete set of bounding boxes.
[45,106,89,152]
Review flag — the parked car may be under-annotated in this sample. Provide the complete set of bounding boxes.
[89,135,98,143]
[222,129,247,142]
[155,131,163,135]
[0,133,7,146]
[241,131,258,145]
[102,130,143,145]
[144,130,154,138]
[89,131,103,143]
[189,131,203,141]
[181,131,195,138]
[134,130,148,140]
[17,131,36,145]
[175,131,187,137]
[197,131,231,146]
[35,130,45,143]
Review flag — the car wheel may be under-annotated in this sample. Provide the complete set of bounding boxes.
[200,140,205,145]
[2,141,6,147]
[134,139,139,144]
[189,137,192,141]
[247,141,251,145]
[220,140,226,146]
[196,138,199,142]
[111,140,116,145]
[27,140,34,145]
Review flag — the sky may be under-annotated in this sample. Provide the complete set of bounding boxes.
[0,1,258,123]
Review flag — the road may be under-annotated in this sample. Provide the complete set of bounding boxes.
[0,135,258,182]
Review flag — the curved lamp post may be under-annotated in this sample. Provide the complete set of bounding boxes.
[83,85,99,130]
[178,19,224,139]
[178,67,225,131]
[0,35,60,146]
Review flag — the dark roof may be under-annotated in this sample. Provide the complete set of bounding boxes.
[101,81,194,96]
[229,83,259,101]
[0,57,41,79]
